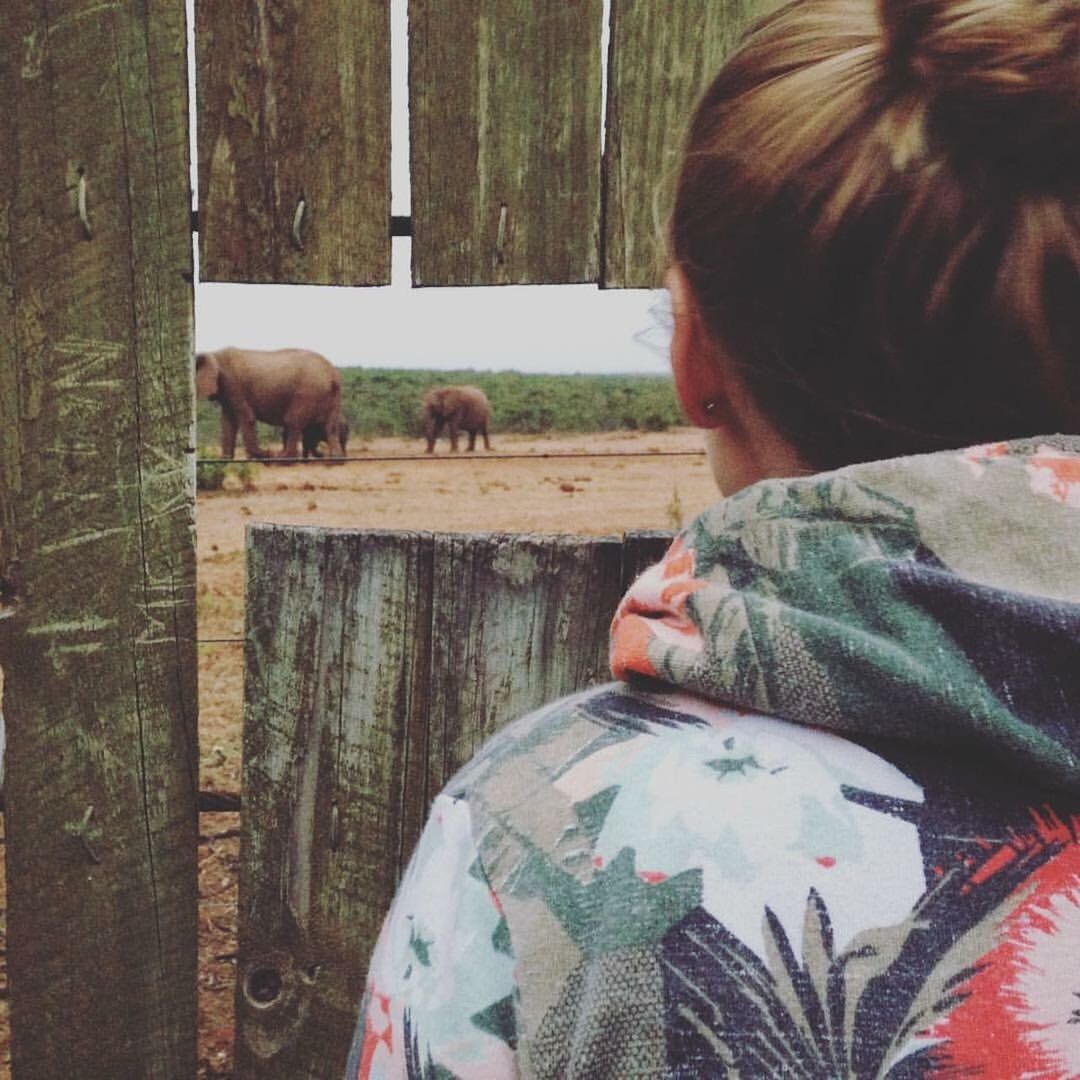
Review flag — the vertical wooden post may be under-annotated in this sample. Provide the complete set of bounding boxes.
[196,0,392,285]
[236,527,435,1080]
[601,0,761,287]
[0,1,198,1075]
[235,526,629,1079]
[409,0,604,285]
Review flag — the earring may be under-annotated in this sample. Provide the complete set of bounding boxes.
[703,399,718,415]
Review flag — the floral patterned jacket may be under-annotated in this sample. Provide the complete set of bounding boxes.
[346,436,1080,1079]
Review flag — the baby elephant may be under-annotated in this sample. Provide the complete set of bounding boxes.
[422,385,492,453]
[283,416,351,460]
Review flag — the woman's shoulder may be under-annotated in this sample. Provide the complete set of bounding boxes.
[435,685,1080,1079]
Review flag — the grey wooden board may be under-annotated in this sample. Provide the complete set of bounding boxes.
[425,532,624,774]
[0,0,199,1075]
[235,525,657,1078]
[602,0,762,287]
[236,527,434,1078]
[196,0,391,284]
[409,0,604,285]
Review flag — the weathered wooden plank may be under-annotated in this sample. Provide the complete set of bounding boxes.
[237,527,435,1079]
[409,0,604,285]
[236,527,625,1078]
[0,1,198,1075]
[196,0,391,284]
[601,0,761,287]
[427,532,624,769]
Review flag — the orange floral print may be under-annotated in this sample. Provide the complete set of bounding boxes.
[958,441,1010,478]
[610,536,710,681]
[1027,445,1080,508]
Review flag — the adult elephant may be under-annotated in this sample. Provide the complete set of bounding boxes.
[196,347,345,460]
[422,385,492,453]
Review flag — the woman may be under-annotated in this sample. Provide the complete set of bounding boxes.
[347,0,1080,1075]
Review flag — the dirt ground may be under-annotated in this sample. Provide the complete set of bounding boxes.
[1,429,721,1079]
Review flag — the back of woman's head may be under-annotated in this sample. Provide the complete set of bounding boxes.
[672,0,1080,470]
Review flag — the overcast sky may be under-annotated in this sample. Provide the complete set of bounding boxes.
[190,0,668,376]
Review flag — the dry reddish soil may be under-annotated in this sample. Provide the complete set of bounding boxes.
[1,430,721,1079]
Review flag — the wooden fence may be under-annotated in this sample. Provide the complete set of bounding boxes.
[1,2,198,1075]
[196,0,760,287]
[234,525,671,1078]
[0,0,765,1074]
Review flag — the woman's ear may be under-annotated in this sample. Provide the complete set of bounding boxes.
[667,266,809,494]
[666,266,726,428]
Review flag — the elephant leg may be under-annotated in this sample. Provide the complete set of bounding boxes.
[448,418,460,452]
[481,426,491,451]
[221,412,238,459]
[425,417,443,453]
[236,407,266,459]
[467,429,477,451]
[281,423,302,461]
[323,417,344,459]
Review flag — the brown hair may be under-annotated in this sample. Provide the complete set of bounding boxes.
[671,0,1080,470]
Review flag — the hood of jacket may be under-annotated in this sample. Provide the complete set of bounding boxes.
[611,435,1080,791]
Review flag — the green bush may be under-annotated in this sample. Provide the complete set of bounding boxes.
[196,450,228,491]
[232,460,258,492]
[195,449,258,493]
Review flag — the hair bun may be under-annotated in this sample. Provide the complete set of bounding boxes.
[879,0,1080,181]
